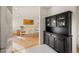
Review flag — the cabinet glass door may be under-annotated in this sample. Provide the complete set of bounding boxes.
[57,15,66,27]
[51,17,56,27]
[46,18,51,27]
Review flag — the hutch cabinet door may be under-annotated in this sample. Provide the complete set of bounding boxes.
[50,16,56,27]
[46,18,51,27]
[44,32,50,45]
[49,34,55,48]
[54,36,65,53]
[57,14,66,27]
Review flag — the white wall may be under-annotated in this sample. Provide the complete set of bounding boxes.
[13,6,40,33]
[40,6,78,53]
[40,7,50,44]
[77,7,79,48]
[0,6,12,52]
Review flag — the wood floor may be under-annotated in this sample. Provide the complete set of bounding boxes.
[12,32,39,52]
[77,48,79,53]
[13,32,39,48]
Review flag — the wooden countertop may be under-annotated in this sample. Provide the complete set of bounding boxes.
[13,32,39,48]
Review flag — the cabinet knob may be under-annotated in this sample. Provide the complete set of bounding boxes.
[54,36,56,38]
[52,35,54,36]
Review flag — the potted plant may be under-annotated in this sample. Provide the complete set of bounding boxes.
[20,26,25,35]
[20,26,25,31]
